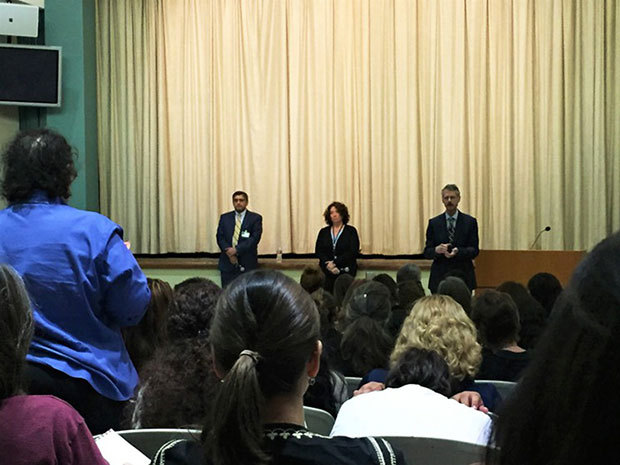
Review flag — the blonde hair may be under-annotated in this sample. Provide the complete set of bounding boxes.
[391,295,481,381]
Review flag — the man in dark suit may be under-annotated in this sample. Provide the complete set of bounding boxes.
[216,191,263,287]
[424,184,479,293]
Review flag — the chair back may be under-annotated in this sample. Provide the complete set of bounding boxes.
[383,436,489,465]
[303,406,335,436]
[474,379,517,402]
[344,376,362,398]
[116,428,201,459]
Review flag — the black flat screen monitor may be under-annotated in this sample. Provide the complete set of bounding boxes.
[0,44,62,107]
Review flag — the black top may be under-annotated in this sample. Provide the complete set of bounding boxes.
[477,348,531,382]
[152,423,407,465]
[315,225,360,292]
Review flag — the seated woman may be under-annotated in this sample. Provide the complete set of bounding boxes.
[496,281,545,349]
[315,202,360,293]
[333,281,395,377]
[331,348,492,445]
[129,277,222,428]
[362,295,501,410]
[487,232,620,465]
[471,290,530,381]
[0,264,108,465]
[152,270,406,465]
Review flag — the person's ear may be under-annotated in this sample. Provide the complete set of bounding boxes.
[211,346,225,379]
[307,340,322,378]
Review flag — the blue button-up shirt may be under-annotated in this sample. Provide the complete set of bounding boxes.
[0,191,150,400]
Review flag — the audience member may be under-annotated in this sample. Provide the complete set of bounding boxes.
[303,351,348,418]
[0,264,108,465]
[471,291,530,381]
[331,348,491,445]
[396,263,422,284]
[372,273,398,306]
[122,278,172,375]
[487,232,620,465]
[496,281,545,349]
[129,277,222,428]
[0,129,150,434]
[152,270,406,465]
[335,281,394,377]
[527,272,562,319]
[300,265,325,294]
[437,276,472,315]
[332,273,354,308]
[389,280,425,337]
[310,288,341,363]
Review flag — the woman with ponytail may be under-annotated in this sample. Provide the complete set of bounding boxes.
[153,270,407,465]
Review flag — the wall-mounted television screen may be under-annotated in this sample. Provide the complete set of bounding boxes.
[0,44,62,107]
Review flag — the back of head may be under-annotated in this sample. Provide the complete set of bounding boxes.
[396,263,422,284]
[0,264,34,399]
[489,232,620,465]
[168,277,222,341]
[372,273,398,304]
[300,265,325,294]
[397,280,425,311]
[437,276,472,315]
[471,290,520,350]
[207,270,320,465]
[385,348,452,397]
[527,272,562,319]
[392,295,481,381]
[310,288,338,334]
[340,281,394,375]
[332,273,354,307]
[496,281,545,348]
[1,129,77,203]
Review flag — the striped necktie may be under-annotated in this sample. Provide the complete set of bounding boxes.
[232,215,242,247]
[447,217,455,243]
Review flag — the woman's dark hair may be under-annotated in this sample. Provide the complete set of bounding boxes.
[496,281,545,349]
[0,264,34,399]
[1,129,77,203]
[206,270,320,465]
[385,348,452,397]
[527,272,563,319]
[332,273,354,307]
[487,232,620,465]
[339,281,394,376]
[122,278,172,374]
[169,277,222,341]
[437,276,472,315]
[300,265,325,294]
[396,263,422,284]
[130,338,218,429]
[372,273,398,305]
[311,288,338,335]
[323,201,350,225]
[397,280,425,311]
[471,290,520,350]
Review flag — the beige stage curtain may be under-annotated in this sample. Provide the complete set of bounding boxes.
[96,0,619,255]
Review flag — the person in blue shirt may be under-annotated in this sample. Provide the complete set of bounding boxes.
[0,128,151,434]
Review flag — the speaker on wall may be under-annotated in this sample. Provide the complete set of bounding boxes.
[0,2,39,38]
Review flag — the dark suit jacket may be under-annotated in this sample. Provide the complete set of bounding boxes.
[216,210,263,273]
[315,225,360,290]
[423,211,479,293]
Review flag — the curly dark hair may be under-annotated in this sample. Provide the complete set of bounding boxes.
[1,129,77,202]
[169,277,222,341]
[323,201,350,225]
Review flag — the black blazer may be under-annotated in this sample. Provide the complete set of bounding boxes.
[315,224,360,278]
[216,210,263,272]
[423,211,479,293]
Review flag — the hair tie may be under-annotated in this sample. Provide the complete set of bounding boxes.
[239,349,260,364]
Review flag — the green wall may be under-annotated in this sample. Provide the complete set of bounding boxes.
[45,0,99,212]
